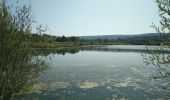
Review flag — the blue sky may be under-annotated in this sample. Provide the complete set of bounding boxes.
[29,0,159,36]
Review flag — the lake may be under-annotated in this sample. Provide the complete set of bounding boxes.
[16,45,170,100]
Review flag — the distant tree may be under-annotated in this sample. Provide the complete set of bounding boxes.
[69,36,79,42]
[60,35,66,42]
[104,39,109,43]
[116,37,122,41]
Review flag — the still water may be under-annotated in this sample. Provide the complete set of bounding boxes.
[17,45,170,100]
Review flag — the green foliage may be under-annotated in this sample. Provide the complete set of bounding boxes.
[152,0,170,45]
[0,1,48,99]
[31,33,80,43]
[143,0,170,85]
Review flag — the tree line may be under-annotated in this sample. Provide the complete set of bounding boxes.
[30,33,162,45]
[31,34,79,43]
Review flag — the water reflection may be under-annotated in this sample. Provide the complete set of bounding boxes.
[33,48,80,56]
[1,45,170,99]
[85,45,170,53]
[22,45,168,99]
[33,45,170,57]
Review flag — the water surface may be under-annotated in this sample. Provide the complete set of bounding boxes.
[16,45,170,100]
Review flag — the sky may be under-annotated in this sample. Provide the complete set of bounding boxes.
[18,0,160,36]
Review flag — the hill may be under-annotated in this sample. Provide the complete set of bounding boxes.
[79,33,160,41]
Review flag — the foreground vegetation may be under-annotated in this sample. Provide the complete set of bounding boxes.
[143,0,170,84]
[0,1,48,99]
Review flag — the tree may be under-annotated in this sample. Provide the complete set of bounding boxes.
[142,0,170,90]
[0,0,48,99]
[153,0,170,45]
